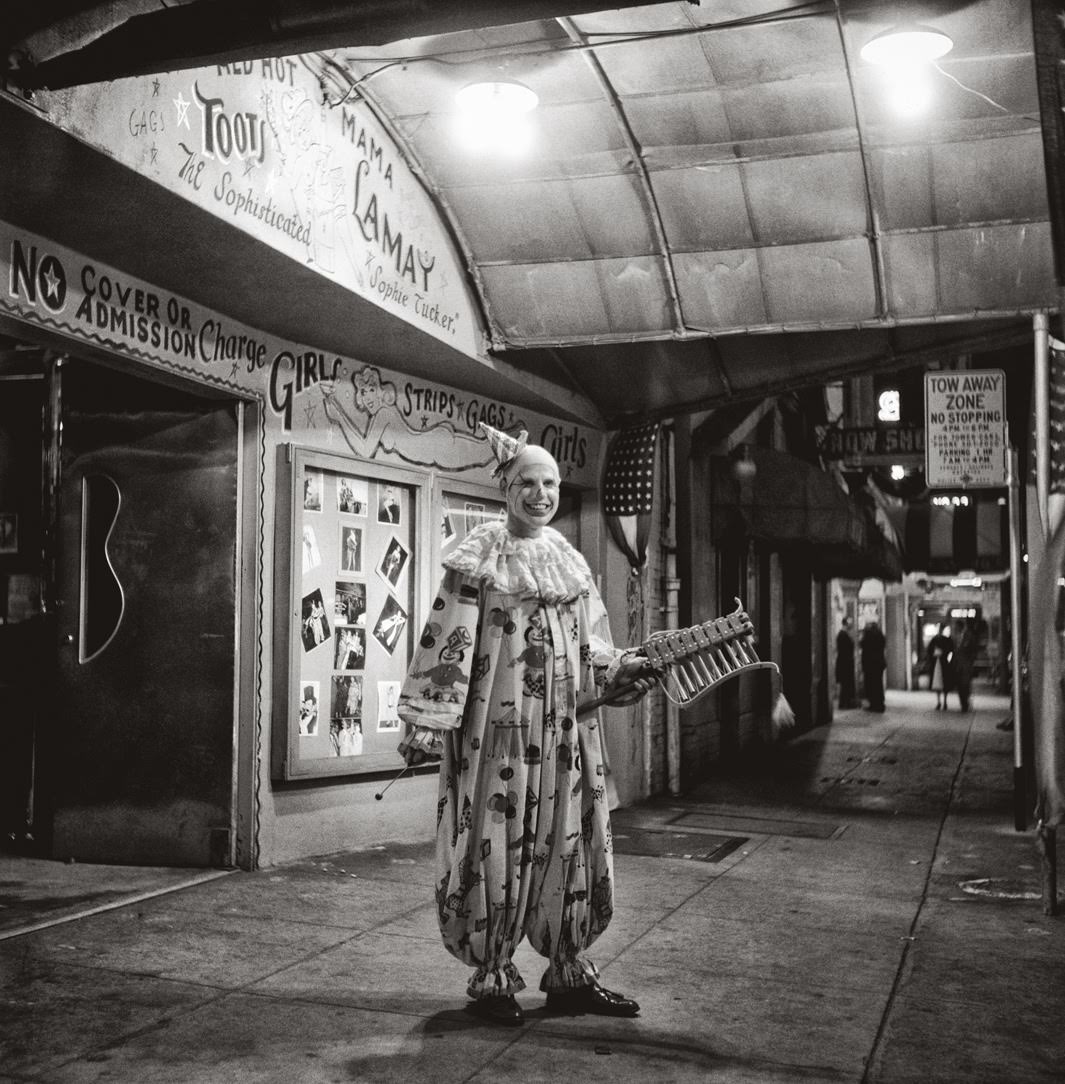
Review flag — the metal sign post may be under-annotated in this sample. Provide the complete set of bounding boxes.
[925,370,1029,841]
[1032,313,1058,916]
[1007,447,1026,831]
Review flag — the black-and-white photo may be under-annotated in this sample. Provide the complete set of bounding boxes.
[333,580,366,626]
[300,588,331,652]
[377,535,410,589]
[298,682,319,736]
[372,594,408,655]
[463,501,486,535]
[377,484,401,524]
[340,524,363,573]
[337,475,368,515]
[329,717,363,757]
[303,469,323,511]
[331,674,364,720]
[333,625,366,670]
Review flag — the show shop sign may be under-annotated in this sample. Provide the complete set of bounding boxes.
[38,55,482,359]
[1,223,596,486]
[924,369,1007,489]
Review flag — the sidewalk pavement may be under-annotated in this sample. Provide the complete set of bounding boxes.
[2,689,1063,1084]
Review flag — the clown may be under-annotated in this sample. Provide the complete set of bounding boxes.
[398,423,654,1027]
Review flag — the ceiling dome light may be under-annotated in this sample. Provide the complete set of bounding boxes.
[455,80,538,116]
[455,79,538,157]
[859,24,953,66]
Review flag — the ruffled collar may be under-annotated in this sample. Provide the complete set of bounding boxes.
[443,523,594,603]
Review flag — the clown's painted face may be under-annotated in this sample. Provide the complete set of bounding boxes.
[504,447,560,538]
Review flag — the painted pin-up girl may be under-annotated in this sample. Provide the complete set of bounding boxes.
[322,365,499,472]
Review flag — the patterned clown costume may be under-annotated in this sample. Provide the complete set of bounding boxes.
[398,520,630,999]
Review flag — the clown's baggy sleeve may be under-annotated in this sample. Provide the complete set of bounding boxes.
[397,568,480,758]
[584,580,635,693]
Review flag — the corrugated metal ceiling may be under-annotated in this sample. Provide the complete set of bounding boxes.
[331,0,1053,362]
[5,0,1061,426]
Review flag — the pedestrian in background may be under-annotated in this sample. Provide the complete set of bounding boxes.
[860,620,886,712]
[835,616,857,709]
[927,623,954,710]
[952,622,978,712]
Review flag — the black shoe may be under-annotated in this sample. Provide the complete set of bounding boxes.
[465,995,524,1026]
[545,983,640,1017]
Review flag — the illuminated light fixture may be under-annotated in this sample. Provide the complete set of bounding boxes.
[950,577,982,588]
[859,24,953,118]
[878,389,900,422]
[456,79,538,115]
[455,79,538,156]
[859,24,953,66]
[890,464,905,481]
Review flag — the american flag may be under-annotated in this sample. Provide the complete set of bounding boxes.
[603,422,658,515]
[603,422,659,571]
[1028,342,1065,493]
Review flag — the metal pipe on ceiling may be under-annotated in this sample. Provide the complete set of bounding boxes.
[8,0,679,89]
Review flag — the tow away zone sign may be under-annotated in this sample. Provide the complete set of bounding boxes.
[924,369,1007,488]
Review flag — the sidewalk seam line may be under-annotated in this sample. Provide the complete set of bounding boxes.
[859,718,974,1084]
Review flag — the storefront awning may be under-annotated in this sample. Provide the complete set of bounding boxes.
[886,498,1009,574]
[710,446,903,582]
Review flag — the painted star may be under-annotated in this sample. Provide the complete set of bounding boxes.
[173,91,191,129]
[304,401,318,427]
[42,264,61,302]
[152,79,161,97]
[150,144,158,165]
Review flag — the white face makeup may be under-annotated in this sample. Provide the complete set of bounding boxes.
[503,447,560,538]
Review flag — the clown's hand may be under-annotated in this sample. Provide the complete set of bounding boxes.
[397,725,444,767]
[606,651,659,706]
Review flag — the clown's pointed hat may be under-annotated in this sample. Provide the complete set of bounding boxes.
[479,422,528,478]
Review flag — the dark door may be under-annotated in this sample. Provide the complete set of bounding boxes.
[781,556,813,730]
[46,361,239,866]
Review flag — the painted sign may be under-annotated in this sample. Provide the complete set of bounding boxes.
[924,369,1007,489]
[2,222,595,485]
[818,425,925,465]
[40,56,482,358]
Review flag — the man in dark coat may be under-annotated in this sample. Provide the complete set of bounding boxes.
[952,622,978,711]
[835,617,857,708]
[860,621,886,712]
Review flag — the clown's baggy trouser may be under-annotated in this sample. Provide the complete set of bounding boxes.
[399,561,626,999]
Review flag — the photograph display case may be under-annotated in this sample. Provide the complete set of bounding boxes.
[439,485,505,551]
[274,446,424,779]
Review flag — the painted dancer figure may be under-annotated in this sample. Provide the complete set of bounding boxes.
[397,423,655,1027]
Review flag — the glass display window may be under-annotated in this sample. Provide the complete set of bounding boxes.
[273,446,424,779]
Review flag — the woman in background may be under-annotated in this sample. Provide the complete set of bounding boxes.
[927,623,954,710]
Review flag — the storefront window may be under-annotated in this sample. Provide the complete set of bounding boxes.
[274,447,422,779]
